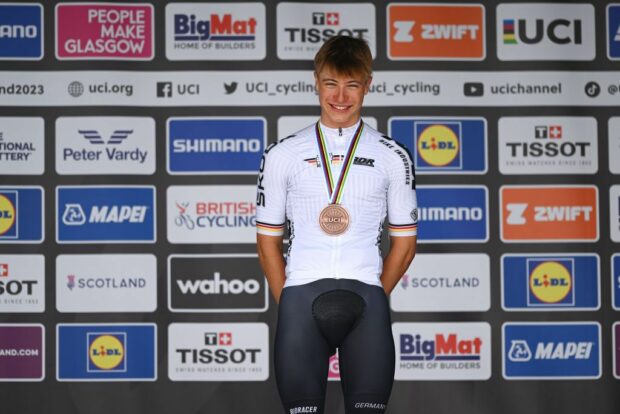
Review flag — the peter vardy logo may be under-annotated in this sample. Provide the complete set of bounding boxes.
[168,254,268,313]
[167,118,266,174]
[503,323,601,379]
[56,186,155,244]
[57,324,156,381]
[389,118,487,174]
[502,254,600,311]
[416,186,488,243]
[0,4,43,60]
[0,187,43,243]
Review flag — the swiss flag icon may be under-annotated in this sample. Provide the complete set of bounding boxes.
[0,264,8,277]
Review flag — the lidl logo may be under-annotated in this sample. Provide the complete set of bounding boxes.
[416,186,488,243]
[503,323,601,379]
[0,4,43,60]
[0,192,17,237]
[387,4,485,60]
[167,118,266,174]
[500,186,598,242]
[607,5,620,60]
[0,187,43,243]
[502,254,599,311]
[390,118,486,174]
[57,324,156,381]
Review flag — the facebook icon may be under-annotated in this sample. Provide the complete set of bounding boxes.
[157,82,173,98]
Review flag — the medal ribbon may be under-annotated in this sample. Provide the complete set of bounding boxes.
[315,121,364,205]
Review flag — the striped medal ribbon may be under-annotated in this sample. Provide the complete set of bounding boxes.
[315,120,364,236]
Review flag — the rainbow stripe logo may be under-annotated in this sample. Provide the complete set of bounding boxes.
[503,19,517,44]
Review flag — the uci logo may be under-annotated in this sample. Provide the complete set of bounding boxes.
[0,193,17,236]
[89,334,126,371]
[417,124,460,167]
[503,18,582,45]
[529,261,572,304]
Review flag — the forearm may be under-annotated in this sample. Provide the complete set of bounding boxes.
[380,236,416,295]
[257,234,287,303]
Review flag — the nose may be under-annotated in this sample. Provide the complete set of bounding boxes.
[334,86,346,103]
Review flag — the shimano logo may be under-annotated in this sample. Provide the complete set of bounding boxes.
[419,207,483,221]
[0,25,37,39]
[176,272,260,295]
[173,138,261,153]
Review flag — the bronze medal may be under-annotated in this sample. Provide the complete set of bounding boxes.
[319,204,350,235]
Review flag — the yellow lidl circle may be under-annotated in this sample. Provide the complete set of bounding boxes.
[417,125,459,167]
[529,261,572,304]
[0,194,16,236]
[89,335,125,370]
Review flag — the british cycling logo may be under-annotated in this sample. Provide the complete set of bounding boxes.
[0,4,43,60]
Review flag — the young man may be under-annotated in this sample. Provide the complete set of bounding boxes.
[256,36,417,414]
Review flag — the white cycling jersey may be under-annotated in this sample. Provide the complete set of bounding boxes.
[256,119,418,287]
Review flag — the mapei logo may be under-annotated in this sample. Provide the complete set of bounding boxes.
[0,4,43,60]
[167,118,266,175]
[387,4,485,60]
[389,118,486,174]
[56,186,156,243]
[0,187,44,243]
[57,324,156,381]
[607,5,620,60]
[55,3,154,60]
[503,323,601,379]
[416,186,488,243]
[502,254,600,311]
[497,4,595,61]
[501,186,598,242]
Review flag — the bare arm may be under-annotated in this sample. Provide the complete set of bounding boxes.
[257,233,286,303]
[380,235,416,295]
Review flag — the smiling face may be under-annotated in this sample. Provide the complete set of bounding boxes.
[315,67,372,129]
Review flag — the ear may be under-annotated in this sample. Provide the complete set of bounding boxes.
[364,76,373,95]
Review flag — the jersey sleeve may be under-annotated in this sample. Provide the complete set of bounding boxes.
[386,143,418,237]
[256,142,288,236]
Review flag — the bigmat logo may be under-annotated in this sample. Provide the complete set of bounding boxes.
[57,323,156,381]
[613,255,620,310]
[165,3,266,61]
[56,254,156,313]
[499,117,598,175]
[387,4,485,60]
[609,118,620,174]
[500,185,598,243]
[391,254,490,312]
[503,322,601,380]
[56,186,156,244]
[416,186,488,243]
[168,254,267,313]
[0,324,44,381]
[389,117,487,174]
[611,186,620,242]
[55,117,155,175]
[607,5,620,60]
[167,185,255,244]
[0,255,44,313]
[497,4,595,61]
[502,254,599,311]
[277,3,376,60]
[0,186,43,244]
[55,3,154,60]
[614,323,620,379]
[0,4,43,60]
[167,117,266,175]
[393,322,491,380]
[168,323,268,381]
[0,117,44,175]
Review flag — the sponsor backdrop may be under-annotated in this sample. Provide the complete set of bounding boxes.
[0,0,619,413]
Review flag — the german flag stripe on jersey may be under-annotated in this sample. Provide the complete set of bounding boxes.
[256,221,286,235]
[388,223,418,236]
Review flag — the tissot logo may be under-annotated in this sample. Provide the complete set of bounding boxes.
[0,255,44,313]
[168,254,267,313]
[0,4,43,60]
[496,4,595,61]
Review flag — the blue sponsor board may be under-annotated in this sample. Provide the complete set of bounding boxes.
[416,186,488,243]
[0,187,43,243]
[503,323,601,379]
[56,186,156,243]
[502,254,599,311]
[608,5,620,59]
[389,118,486,174]
[57,324,156,381]
[613,254,620,310]
[0,4,43,60]
[167,118,266,174]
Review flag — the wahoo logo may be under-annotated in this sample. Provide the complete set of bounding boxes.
[501,186,598,242]
[174,14,257,41]
[0,4,43,60]
[400,333,482,361]
[176,272,260,295]
[56,186,155,243]
[503,323,601,379]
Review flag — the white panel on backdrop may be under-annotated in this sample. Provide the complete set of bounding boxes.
[390,254,490,312]
[167,185,256,244]
[277,116,378,138]
[55,117,155,175]
[56,254,156,313]
[0,255,44,313]
[277,2,376,60]
[496,4,595,61]
[165,3,266,61]
[611,186,620,242]
[609,118,620,174]
[498,117,598,175]
[0,117,44,175]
